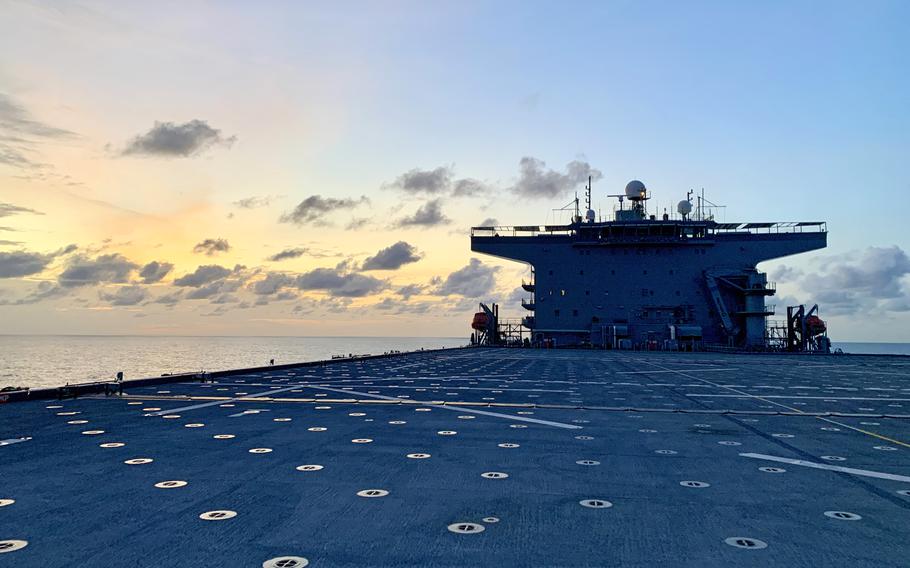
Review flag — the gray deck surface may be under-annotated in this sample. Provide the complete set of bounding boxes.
[1,348,909,567]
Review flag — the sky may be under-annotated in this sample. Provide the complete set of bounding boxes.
[1,0,908,341]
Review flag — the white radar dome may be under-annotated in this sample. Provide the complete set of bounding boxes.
[677,200,692,216]
[625,180,647,200]
[585,209,596,222]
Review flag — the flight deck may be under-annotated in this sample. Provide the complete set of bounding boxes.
[1,348,909,567]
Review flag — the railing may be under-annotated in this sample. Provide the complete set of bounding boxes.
[470,221,826,238]
[471,225,574,237]
[710,221,826,235]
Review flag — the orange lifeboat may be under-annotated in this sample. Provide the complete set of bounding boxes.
[805,315,826,336]
[471,312,489,331]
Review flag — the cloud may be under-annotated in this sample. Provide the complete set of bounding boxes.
[295,267,386,297]
[279,195,369,226]
[0,94,76,169]
[383,166,492,199]
[0,281,68,305]
[99,285,148,306]
[362,241,423,271]
[268,248,308,262]
[452,178,490,197]
[370,296,433,314]
[511,157,602,199]
[121,120,236,157]
[251,272,295,295]
[346,217,372,230]
[58,253,138,287]
[0,250,53,278]
[185,279,240,300]
[0,202,44,218]
[0,244,75,279]
[0,240,22,246]
[139,261,173,283]
[395,199,450,228]
[173,265,232,287]
[0,94,75,138]
[782,246,910,316]
[434,258,499,298]
[153,291,182,306]
[396,283,426,300]
[771,265,803,282]
[193,238,231,256]
[233,195,279,209]
[478,217,498,227]
[384,166,452,194]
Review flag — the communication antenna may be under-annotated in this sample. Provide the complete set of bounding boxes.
[585,175,592,212]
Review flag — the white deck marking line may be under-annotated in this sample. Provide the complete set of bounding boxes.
[146,383,309,416]
[0,437,32,446]
[189,375,521,389]
[617,368,735,374]
[329,385,572,393]
[307,386,582,429]
[228,409,271,417]
[687,394,910,402]
[635,359,910,449]
[740,453,910,483]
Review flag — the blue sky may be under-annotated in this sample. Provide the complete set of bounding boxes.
[1,1,908,340]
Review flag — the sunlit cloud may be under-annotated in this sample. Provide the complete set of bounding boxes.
[58,253,137,287]
[139,261,174,283]
[510,157,601,199]
[120,120,236,158]
[279,195,369,227]
[193,238,231,256]
[395,199,450,228]
[267,248,308,262]
[361,241,422,271]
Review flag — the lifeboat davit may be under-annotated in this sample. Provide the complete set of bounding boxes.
[471,312,489,331]
[805,315,826,336]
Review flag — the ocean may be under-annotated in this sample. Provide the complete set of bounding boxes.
[0,336,906,391]
[0,335,466,390]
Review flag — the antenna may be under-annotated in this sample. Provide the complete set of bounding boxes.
[585,175,592,212]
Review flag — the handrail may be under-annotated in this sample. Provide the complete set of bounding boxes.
[471,221,826,238]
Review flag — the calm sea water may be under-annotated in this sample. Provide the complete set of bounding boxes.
[831,342,910,356]
[0,335,466,390]
[1,336,906,391]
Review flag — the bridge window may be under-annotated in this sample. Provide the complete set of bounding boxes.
[572,309,579,317]
[554,309,560,317]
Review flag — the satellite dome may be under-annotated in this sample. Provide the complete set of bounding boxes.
[677,200,692,216]
[625,180,647,200]
[585,209,596,222]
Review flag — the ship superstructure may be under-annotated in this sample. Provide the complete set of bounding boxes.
[471,180,827,349]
